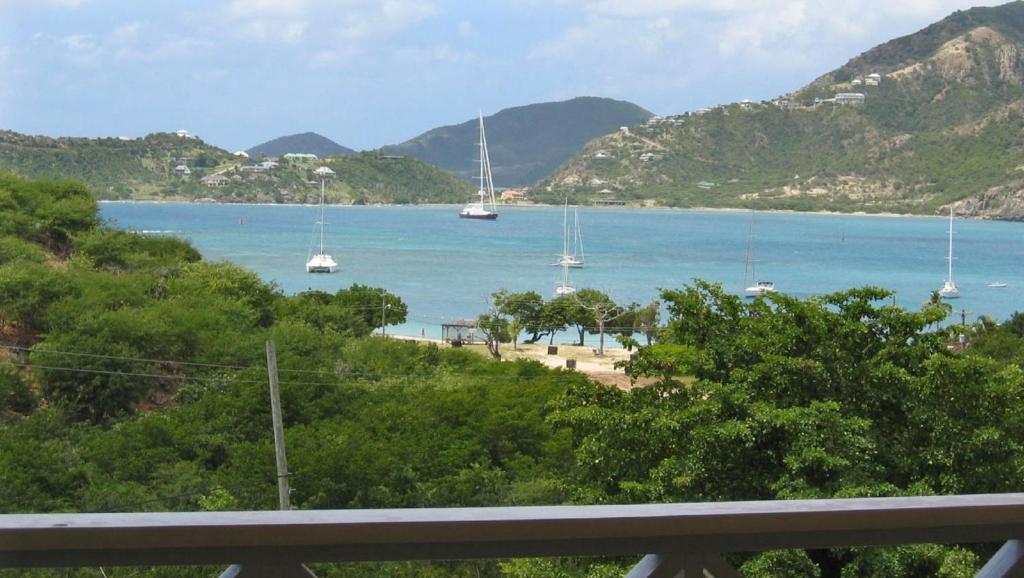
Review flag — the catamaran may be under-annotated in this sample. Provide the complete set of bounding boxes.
[743,210,775,298]
[306,166,338,273]
[459,113,498,220]
[938,206,960,299]
[554,198,585,268]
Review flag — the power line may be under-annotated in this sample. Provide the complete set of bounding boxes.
[1,344,332,376]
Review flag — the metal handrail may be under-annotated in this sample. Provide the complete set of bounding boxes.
[2,494,1024,575]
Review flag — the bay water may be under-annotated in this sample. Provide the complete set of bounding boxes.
[100,203,1024,341]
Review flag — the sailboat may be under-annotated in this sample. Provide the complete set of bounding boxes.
[554,257,576,296]
[554,198,585,268]
[743,210,775,298]
[938,206,960,299]
[459,113,498,220]
[306,166,338,273]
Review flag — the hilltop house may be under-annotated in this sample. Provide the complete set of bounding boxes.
[233,151,249,158]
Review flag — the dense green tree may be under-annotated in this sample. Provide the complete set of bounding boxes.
[333,284,408,333]
[553,281,1023,575]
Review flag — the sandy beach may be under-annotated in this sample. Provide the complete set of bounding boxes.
[390,335,652,389]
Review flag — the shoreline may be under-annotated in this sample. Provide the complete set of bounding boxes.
[98,199,958,221]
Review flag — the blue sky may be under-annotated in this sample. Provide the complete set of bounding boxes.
[0,0,999,151]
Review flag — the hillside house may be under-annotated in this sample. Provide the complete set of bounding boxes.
[594,189,625,206]
[284,153,319,162]
[865,73,881,86]
[200,174,230,187]
[639,152,662,162]
[173,164,191,177]
[835,92,866,105]
[233,151,249,158]
[851,78,864,86]
[500,189,528,202]
[593,151,610,159]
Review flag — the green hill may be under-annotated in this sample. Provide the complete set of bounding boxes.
[0,131,473,204]
[540,1,1024,219]
[247,131,356,158]
[382,97,653,188]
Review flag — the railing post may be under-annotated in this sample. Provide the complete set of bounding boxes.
[626,553,743,578]
[218,564,317,578]
[976,540,1024,578]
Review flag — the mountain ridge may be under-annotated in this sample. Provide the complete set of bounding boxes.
[539,0,1024,220]
[247,132,355,158]
[382,96,653,187]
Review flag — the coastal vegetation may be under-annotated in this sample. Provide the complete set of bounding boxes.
[0,131,474,205]
[4,174,1024,577]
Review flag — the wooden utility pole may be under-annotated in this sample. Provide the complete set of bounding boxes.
[219,342,318,578]
[266,340,290,511]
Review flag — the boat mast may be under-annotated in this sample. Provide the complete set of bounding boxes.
[479,113,496,211]
[319,174,326,256]
[563,198,570,259]
[947,206,955,285]
[744,210,756,287]
[574,207,584,261]
[477,113,486,206]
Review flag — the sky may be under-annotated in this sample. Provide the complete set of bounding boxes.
[0,0,1001,151]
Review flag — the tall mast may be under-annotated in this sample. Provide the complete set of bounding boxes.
[479,113,495,211]
[478,112,486,205]
[574,207,584,260]
[947,206,954,284]
[319,174,326,255]
[563,198,570,258]
[744,210,755,287]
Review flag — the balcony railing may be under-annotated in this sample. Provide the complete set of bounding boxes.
[2,494,1024,577]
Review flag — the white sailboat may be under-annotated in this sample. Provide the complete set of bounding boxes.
[554,257,576,296]
[743,210,775,298]
[938,206,960,299]
[306,166,338,273]
[459,112,498,220]
[554,198,585,268]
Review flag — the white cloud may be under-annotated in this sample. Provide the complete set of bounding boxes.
[0,0,87,9]
[457,20,476,38]
[533,0,995,66]
[395,43,475,64]
[220,0,438,48]
[62,34,97,52]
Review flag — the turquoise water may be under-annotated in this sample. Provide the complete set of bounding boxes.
[99,203,1024,340]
